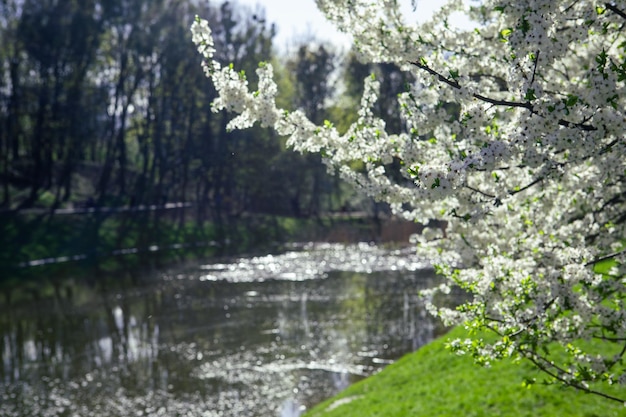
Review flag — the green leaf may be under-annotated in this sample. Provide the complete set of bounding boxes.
[564,94,578,107]
[406,165,419,177]
[499,28,512,42]
[519,17,531,34]
[596,49,608,73]
[524,88,536,101]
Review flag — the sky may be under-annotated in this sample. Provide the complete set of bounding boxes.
[236,0,471,52]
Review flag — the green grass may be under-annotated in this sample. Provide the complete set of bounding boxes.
[304,326,626,417]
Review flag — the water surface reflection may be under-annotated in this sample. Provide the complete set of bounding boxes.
[0,243,444,416]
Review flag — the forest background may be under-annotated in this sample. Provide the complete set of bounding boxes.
[0,0,415,289]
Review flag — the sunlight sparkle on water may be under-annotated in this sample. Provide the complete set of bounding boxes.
[0,243,441,417]
[198,243,430,283]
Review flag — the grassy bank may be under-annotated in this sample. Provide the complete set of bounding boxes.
[304,326,625,417]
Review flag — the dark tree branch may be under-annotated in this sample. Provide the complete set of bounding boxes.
[599,138,620,155]
[480,300,625,402]
[523,351,625,403]
[464,173,545,207]
[592,334,626,342]
[606,3,626,20]
[410,60,597,132]
[485,322,527,338]
[465,184,496,199]
[411,60,531,109]
[509,176,545,195]
[460,163,548,211]
[584,248,626,267]
[619,340,626,361]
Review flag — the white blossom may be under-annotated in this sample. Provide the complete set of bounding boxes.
[192,0,626,401]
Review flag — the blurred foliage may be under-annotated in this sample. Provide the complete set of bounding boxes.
[0,0,411,284]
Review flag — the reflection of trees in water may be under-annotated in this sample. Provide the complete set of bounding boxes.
[270,268,445,368]
[0,279,165,387]
[363,270,442,356]
[323,269,443,360]
[0,249,449,416]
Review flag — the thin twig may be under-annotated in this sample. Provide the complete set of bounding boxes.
[530,50,540,86]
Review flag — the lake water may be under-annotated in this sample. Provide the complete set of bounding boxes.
[0,242,445,417]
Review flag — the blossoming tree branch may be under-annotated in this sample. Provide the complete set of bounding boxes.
[192,0,626,401]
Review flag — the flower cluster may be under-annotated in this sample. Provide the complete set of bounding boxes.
[193,0,626,401]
